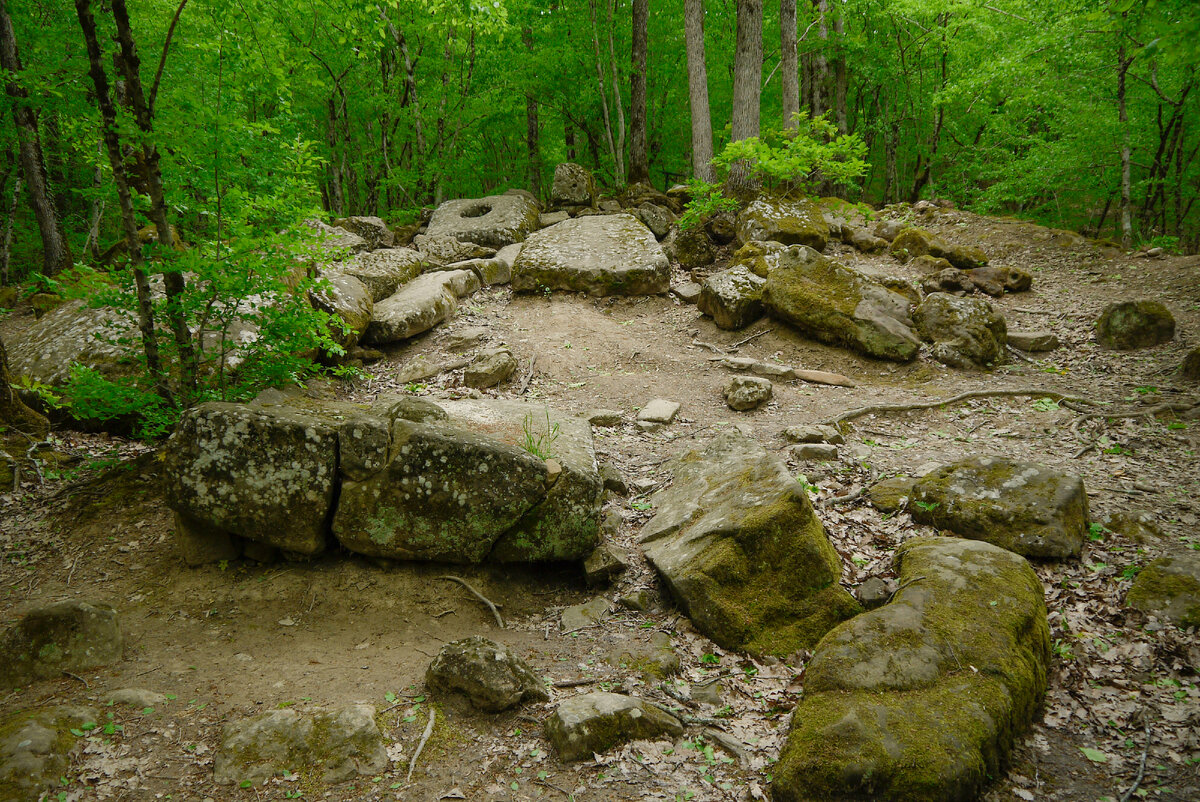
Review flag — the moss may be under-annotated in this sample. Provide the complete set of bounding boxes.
[1125,557,1200,627]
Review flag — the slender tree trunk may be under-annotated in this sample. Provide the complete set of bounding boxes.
[565,121,576,161]
[683,0,715,182]
[1,173,18,285]
[832,10,847,134]
[628,0,650,184]
[604,0,626,181]
[84,142,104,260]
[728,0,763,198]
[811,0,828,118]
[1117,42,1133,248]
[0,334,49,438]
[523,26,542,197]
[0,0,72,275]
[587,0,624,179]
[781,0,798,129]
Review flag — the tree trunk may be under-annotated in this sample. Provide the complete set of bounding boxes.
[0,334,49,438]
[811,0,828,118]
[523,26,542,198]
[780,0,798,129]
[628,0,650,184]
[2,171,18,285]
[728,0,763,198]
[832,9,847,134]
[1117,42,1133,248]
[0,0,72,276]
[683,0,715,182]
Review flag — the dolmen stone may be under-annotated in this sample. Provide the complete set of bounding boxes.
[772,538,1049,802]
[1096,300,1175,350]
[698,266,765,330]
[546,692,683,762]
[914,293,1007,369]
[640,429,859,657]
[0,601,122,689]
[911,456,1088,559]
[363,269,480,345]
[426,637,548,712]
[338,248,427,302]
[425,194,541,248]
[7,299,134,389]
[736,197,830,252]
[512,214,670,296]
[332,216,395,250]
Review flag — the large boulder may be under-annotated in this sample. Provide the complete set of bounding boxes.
[662,226,715,269]
[761,245,920,362]
[697,267,765,330]
[640,429,860,656]
[0,601,122,688]
[303,219,369,256]
[425,195,541,248]
[0,706,98,801]
[363,269,480,345]
[967,265,1032,296]
[512,214,670,296]
[426,637,549,712]
[338,248,427,302]
[412,234,496,264]
[911,456,1088,559]
[772,538,1049,802]
[332,216,395,250]
[1125,553,1200,628]
[890,227,988,269]
[551,163,597,207]
[736,198,829,252]
[7,299,134,388]
[311,271,373,350]
[214,705,386,786]
[1096,300,1175,350]
[545,693,683,762]
[914,293,1007,369]
[632,202,677,240]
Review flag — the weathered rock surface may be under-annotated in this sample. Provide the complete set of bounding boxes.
[551,163,597,207]
[213,705,386,786]
[724,375,772,410]
[426,636,548,712]
[843,226,888,254]
[697,267,764,330]
[332,216,395,250]
[561,597,609,632]
[0,705,98,801]
[890,227,988,269]
[1126,553,1200,627]
[304,219,369,255]
[911,456,1088,558]
[1096,300,1175,350]
[662,226,716,269]
[364,269,480,345]
[736,198,829,252]
[772,538,1049,802]
[463,348,518,388]
[633,202,677,239]
[1181,347,1200,380]
[0,601,122,688]
[605,632,679,679]
[640,430,860,656]
[106,688,168,708]
[425,195,540,248]
[339,248,427,302]
[914,293,1007,369]
[312,270,373,349]
[7,299,134,388]
[512,214,670,296]
[1007,330,1060,352]
[637,399,680,425]
[546,693,683,762]
[783,424,844,445]
[866,476,916,513]
[762,245,920,362]
[967,265,1032,295]
[412,234,496,263]
[584,542,629,586]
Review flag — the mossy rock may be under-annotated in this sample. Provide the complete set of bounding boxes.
[0,705,98,801]
[338,248,428,302]
[1125,554,1200,627]
[866,476,916,513]
[426,637,549,712]
[772,538,1049,802]
[914,293,1007,370]
[736,198,829,252]
[606,632,680,680]
[545,693,683,762]
[512,214,670,296]
[0,601,122,689]
[889,227,936,262]
[1182,347,1200,381]
[1096,300,1175,350]
[662,226,715,270]
[698,267,765,330]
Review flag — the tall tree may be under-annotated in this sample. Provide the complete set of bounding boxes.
[523,25,542,198]
[728,0,763,197]
[781,0,798,129]
[683,0,715,182]
[0,0,72,275]
[628,0,649,184]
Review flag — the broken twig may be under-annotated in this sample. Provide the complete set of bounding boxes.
[436,576,504,628]
[406,706,436,783]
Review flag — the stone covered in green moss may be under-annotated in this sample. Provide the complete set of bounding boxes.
[662,226,715,270]
[911,456,1088,559]
[1182,347,1200,380]
[772,537,1049,802]
[545,692,683,762]
[0,601,122,689]
[914,292,1008,370]
[736,198,830,252]
[606,632,679,680]
[1,705,98,801]
[762,245,920,362]
[640,429,860,657]
[1125,553,1200,627]
[1096,299,1175,350]
[698,266,766,330]
[426,637,549,712]
[512,214,670,296]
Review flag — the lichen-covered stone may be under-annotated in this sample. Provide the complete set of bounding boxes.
[1096,300,1175,350]
[662,226,715,269]
[724,375,772,411]
[338,248,427,302]
[0,601,121,688]
[911,456,1088,559]
[303,219,368,256]
[332,216,395,250]
[633,202,677,239]
[363,269,480,345]
[736,198,829,252]
[922,267,974,296]
[311,270,373,349]
[606,632,679,680]
[426,637,549,712]
[762,245,920,362]
[512,214,670,296]
[213,705,386,786]
[546,693,683,762]
[412,234,496,263]
[640,429,860,657]
[551,163,597,207]
[1125,554,1200,627]
[7,299,135,388]
[698,267,765,330]
[914,293,1007,369]
[463,349,518,388]
[772,537,1049,802]
[967,265,1032,295]
[425,195,541,248]
[0,705,98,801]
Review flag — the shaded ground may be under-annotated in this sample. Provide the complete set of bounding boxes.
[2,208,1198,801]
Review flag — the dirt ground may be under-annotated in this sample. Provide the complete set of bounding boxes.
[2,208,1199,801]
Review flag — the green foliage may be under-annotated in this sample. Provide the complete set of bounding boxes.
[713,113,869,196]
[676,180,739,231]
[519,410,560,460]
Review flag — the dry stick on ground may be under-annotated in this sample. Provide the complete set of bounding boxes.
[436,575,504,628]
[691,339,725,354]
[1118,720,1151,802]
[520,354,538,394]
[406,706,436,783]
[820,388,1103,428]
[730,327,772,348]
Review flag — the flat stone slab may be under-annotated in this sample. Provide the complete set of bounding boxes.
[339,248,427,302]
[512,214,669,296]
[736,198,829,252]
[1007,330,1060,352]
[637,399,680,424]
[545,693,683,762]
[425,194,540,248]
[7,299,134,388]
[363,269,480,345]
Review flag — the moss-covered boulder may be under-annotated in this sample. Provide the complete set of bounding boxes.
[698,266,765,330]
[890,227,989,270]
[546,693,683,762]
[843,226,888,254]
[551,162,597,207]
[640,429,860,657]
[1125,554,1200,627]
[909,254,955,273]
[426,637,549,712]
[866,476,916,513]
[1,705,98,801]
[772,538,1049,802]
[0,601,122,689]
[1096,299,1175,350]
[425,194,541,249]
[762,245,920,362]
[338,248,427,302]
[1182,347,1200,381]
[662,226,715,269]
[911,456,1088,559]
[914,293,1007,370]
[512,214,670,296]
[213,705,387,786]
[736,198,829,252]
[363,268,480,345]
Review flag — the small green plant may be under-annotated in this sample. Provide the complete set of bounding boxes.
[676,180,740,231]
[1087,522,1106,541]
[914,500,939,512]
[795,474,819,494]
[699,653,720,665]
[1052,638,1075,660]
[1032,397,1060,412]
[520,410,560,460]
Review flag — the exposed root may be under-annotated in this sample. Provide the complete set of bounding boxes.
[406,706,436,783]
[436,575,504,628]
[821,387,1103,428]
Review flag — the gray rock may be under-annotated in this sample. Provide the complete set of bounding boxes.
[587,409,624,427]
[637,399,680,424]
[463,349,518,388]
[213,705,386,786]
[724,376,773,411]
[444,326,490,351]
[1007,330,1060,352]
[736,198,829,252]
[865,476,916,513]
[618,590,656,613]
[788,443,838,461]
[606,632,678,679]
[922,267,975,296]
[633,202,677,239]
[512,214,670,297]
[0,601,122,688]
[598,199,622,212]
[1097,509,1161,543]
[873,220,904,241]
[662,226,716,269]
[437,255,511,286]
[0,706,98,800]
[855,577,892,609]
[911,456,1088,558]
[426,637,549,712]
[551,163,597,207]
[1096,300,1175,350]
[539,211,570,228]
[494,242,523,270]
[584,543,629,587]
[1182,347,1200,380]
[914,293,1007,369]
[671,281,702,304]
[545,693,683,762]
[332,216,395,250]
[561,597,609,632]
[106,688,167,709]
[843,226,888,254]
[698,267,766,330]
[339,248,427,302]
[967,265,1032,295]
[413,233,497,263]
[364,269,480,345]
[640,429,860,656]
[7,299,134,389]
[1125,553,1200,627]
[782,425,844,445]
[692,678,724,706]
[599,464,628,495]
[425,195,540,248]
[312,270,373,350]
[773,538,1049,802]
[303,218,369,255]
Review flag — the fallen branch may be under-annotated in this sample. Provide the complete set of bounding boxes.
[1070,401,1197,437]
[821,388,1102,428]
[63,671,89,689]
[520,354,538,394]
[553,677,597,688]
[1117,720,1151,802]
[691,339,725,355]
[436,576,504,628]
[406,706,436,783]
[731,328,772,349]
